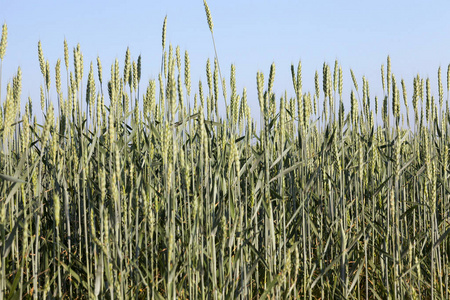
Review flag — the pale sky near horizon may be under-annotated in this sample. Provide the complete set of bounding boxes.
[1,0,450,123]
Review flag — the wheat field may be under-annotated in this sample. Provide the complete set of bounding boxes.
[0,3,449,299]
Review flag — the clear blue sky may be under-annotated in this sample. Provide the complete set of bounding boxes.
[1,0,450,122]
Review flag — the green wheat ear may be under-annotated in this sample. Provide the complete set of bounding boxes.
[184,50,191,97]
[203,0,214,33]
[55,59,62,99]
[38,41,46,79]
[447,64,450,94]
[137,54,141,84]
[64,39,69,70]
[0,23,7,60]
[97,56,103,85]
[162,15,167,50]
[203,0,226,109]
[124,47,131,87]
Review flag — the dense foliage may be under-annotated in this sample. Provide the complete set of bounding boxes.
[0,6,450,299]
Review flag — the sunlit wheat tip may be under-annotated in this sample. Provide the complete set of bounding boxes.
[0,23,7,60]
[184,50,191,97]
[38,41,46,78]
[387,55,391,96]
[132,60,138,91]
[55,59,62,99]
[97,56,103,85]
[124,47,131,86]
[137,54,141,83]
[438,66,443,108]
[45,60,51,91]
[162,15,167,50]
[64,38,69,69]
[203,0,214,32]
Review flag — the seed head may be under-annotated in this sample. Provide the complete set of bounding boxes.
[176,46,181,72]
[401,79,407,109]
[184,51,191,97]
[230,64,237,94]
[199,80,205,111]
[97,56,103,85]
[13,67,22,104]
[447,64,450,93]
[3,83,15,142]
[333,60,338,92]
[323,63,329,98]
[114,58,120,92]
[339,99,345,126]
[38,41,46,79]
[351,90,358,126]
[381,95,387,122]
[162,15,167,50]
[149,79,156,116]
[426,78,431,122]
[392,75,400,120]
[239,88,248,132]
[279,95,285,141]
[314,70,320,100]
[350,68,358,92]
[169,59,176,119]
[387,56,391,96]
[124,47,131,86]
[0,23,7,60]
[257,72,264,113]
[164,51,168,80]
[64,39,69,70]
[55,59,62,99]
[194,93,198,112]
[338,66,343,100]
[40,85,45,111]
[438,66,443,108]
[123,90,129,115]
[177,74,184,115]
[137,54,141,84]
[203,0,214,33]
[298,92,304,130]
[304,92,311,126]
[291,64,296,92]
[375,96,378,115]
[74,45,82,88]
[412,76,418,117]
[21,102,30,153]
[222,78,227,105]
[313,94,317,115]
[268,62,276,97]
[133,60,138,91]
[230,64,237,122]
[45,60,51,91]
[87,62,96,117]
[420,78,424,102]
